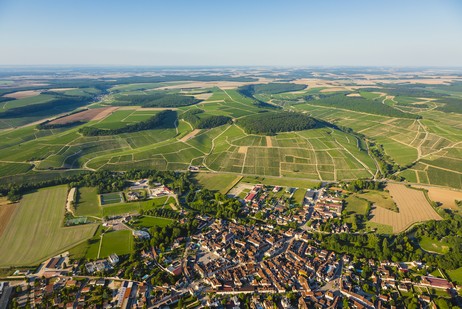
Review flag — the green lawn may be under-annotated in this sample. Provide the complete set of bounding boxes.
[419,236,450,254]
[75,187,102,217]
[0,186,97,266]
[447,267,462,285]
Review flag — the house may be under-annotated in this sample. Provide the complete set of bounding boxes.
[133,230,150,239]
[108,253,119,265]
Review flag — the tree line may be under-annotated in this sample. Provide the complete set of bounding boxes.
[237,111,318,134]
[308,94,421,119]
[78,110,176,136]
[181,109,232,129]
[0,95,92,119]
[0,169,191,202]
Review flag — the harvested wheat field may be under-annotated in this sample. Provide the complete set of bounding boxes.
[266,136,273,147]
[0,199,18,237]
[369,183,442,233]
[3,90,41,99]
[194,92,213,100]
[180,129,201,142]
[48,107,118,125]
[238,146,248,154]
[414,185,462,210]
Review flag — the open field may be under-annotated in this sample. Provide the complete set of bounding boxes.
[413,185,462,210]
[356,190,397,212]
[3,90,41,99]
[102,196,173,217]
[0,198,17,237]
[0,186,97,267]
[447,267,462,285]
[75,187,102,217]
[419,236,449,254]
[369,183,442,233]
[47,107,118,125]
[194,172,243,194]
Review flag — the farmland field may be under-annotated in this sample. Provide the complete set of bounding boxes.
[0,198,17,237]
[0,186,97,266]
[194,173,242,194]
[369,184,442,233]
[0,75,459,190]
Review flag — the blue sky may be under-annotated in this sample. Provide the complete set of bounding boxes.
[0,0,461,66]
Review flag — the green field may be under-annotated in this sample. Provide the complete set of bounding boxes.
[356,190,398,212]
[99,230,134,258]
[447,267,462,285]
[0,77,460,189]
[194,173,242,194]
[75,187,102,217]
[419,236,450,254]
[344,195,369,216]
[102,196,173,217]
[0,186,97,266]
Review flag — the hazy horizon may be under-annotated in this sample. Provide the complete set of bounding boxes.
[1,0,462,67]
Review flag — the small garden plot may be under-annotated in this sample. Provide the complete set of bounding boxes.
[100,192,124,205]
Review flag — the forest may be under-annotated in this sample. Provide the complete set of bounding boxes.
[308,94,421,119]
[181,109,232,129]
[237,111,318,134]
[435,97,462,114]
[0,95,92,118]
[245,82,307,94]
[78,110,176,136]
[236,85,280,109]
[112,92,201,108]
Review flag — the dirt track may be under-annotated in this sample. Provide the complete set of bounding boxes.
[369,183,442,233]
[180,129,201,142]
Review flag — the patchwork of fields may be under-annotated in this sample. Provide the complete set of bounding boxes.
[0,78,461,190]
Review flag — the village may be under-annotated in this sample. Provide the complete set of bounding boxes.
[1,213,458,308]
[0,183,460,308]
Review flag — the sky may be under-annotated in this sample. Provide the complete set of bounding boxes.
[0,0,461,66]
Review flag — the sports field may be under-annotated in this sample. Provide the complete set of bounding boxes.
[0,186,97,266]
[100,192,124,205]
